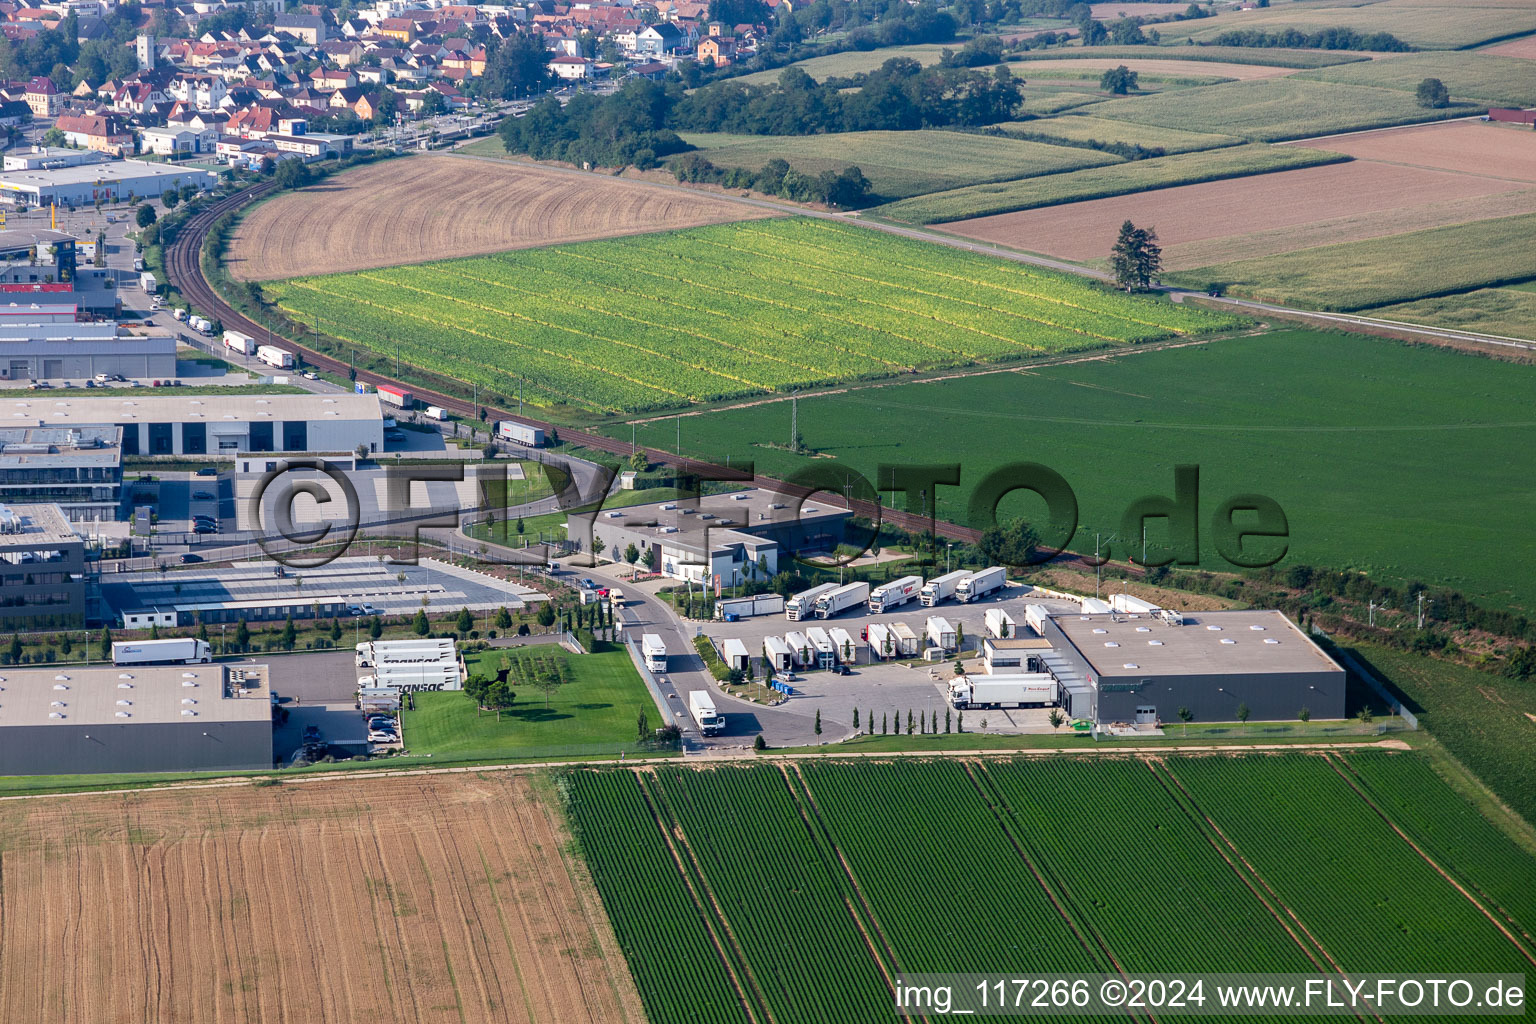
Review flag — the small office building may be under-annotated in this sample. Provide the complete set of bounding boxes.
[0,502,86,629]
[0,426,122,520]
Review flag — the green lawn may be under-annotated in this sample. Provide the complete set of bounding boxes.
[403,644,656,758]
[680,129,1120,201]
[1294,52,1536,107]
[877,142,1344,223]
[604,329,1536,611]
[1088,78,1480,142]
[1168,212,1536,310]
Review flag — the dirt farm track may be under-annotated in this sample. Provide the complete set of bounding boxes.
[225,153,770,281]
[0,774,645,1024]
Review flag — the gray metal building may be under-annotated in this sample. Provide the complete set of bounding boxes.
[0,321,178,380]
[0,662,272,775]
[0,425,123,520]
[1039,609,1345,725]
[0,502,87,629]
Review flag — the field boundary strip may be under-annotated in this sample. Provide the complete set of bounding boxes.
[778,764,911,1005]
[1320,753,1536,967]
[634,771,772,1024]
[1151,758,1365,1003]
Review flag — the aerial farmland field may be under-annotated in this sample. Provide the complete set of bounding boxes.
[1293,52,1536,107]
[1175,0,1536,49]
[1000,114,1242,153]
[262,217,1240,413]
[566,755,1536,1023]
[0,774,644,1024]
[609,329,1536,610]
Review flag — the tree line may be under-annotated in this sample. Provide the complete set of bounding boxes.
[1211,27,1414,51]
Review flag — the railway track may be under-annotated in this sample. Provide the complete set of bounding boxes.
[164,185,1135,577]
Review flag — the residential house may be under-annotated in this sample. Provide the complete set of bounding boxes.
[309,67,356,90]
[167,72,228,110]
[633,21,683,55]
[377,17,416,42]
[272,13,325,44]
[549,54,594,80]
[24,77,59,117]
[52,112,131,154]
[696,35,735,63]
[139,124,217,155]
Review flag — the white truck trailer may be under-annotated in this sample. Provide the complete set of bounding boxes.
[642,633,667,672]
[785,583,836,621]
[1081,598,1113,614]
[689,690,724,735]
[889,621,920,657]
[985,608,1017,639]
[920,569,970,607]
[926,616,957,652]
[361,662,464,691]
[948,673,1058,709]
[716,594,786,620]
[1110,593,1161,614]
[814,581,869,619]
[721,637,751,672]
[497,421,545,447]
[828,627,857,664]
[222,329,256,356]
[785,630,812,667]
[355,638,455,667]
[955,566,1007,603]
[868,574,923,614]
[805,627,836,669]
[111,638,212,665]
[1024,604,1052,637]
[140,271,157,292]
[256,345,295,370]
[867,622,896,660]
[763,635,793,672]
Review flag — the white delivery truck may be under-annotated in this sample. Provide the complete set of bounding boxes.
[926,616,957,652]
[868,575,923,614]
[497,421,545,447]
[920,569,970,607]
[222,329,256,356]
[828,627,857,664]
[642,633,667,672]
[140,271,157,292]
[785,583,836,621]
[867,622,896,660]
[955,566,1007,603]
[889,621,919,657]
[721,637,751,672]
[948,674,1058,709]
[111,638,213,665]
[814,581,870,619]
[188,315,209,333]
[172,308,188,322]
[805,627,836,669]
[763,635,792,672]
[355,637,455,667]
[784,630,812,667]
[985,608,1017,639]
[1024,604,1052,637]
[424,406,449,421]
[256,345,295,370]
[689,690,724,735]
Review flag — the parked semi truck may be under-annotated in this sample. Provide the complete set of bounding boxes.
[985,608,1017,639]
[786,583,836,621]
[955,566,1007,603]
[377,385,413,409]
[926,616,957,652]
[355,638,456,667]
[948,674,1058,709]
[642,633,667,672]
[920,569,970,607]
[889,621,919,657]
[256,345,295,370]
[867,574,922,614]
[222,329,256,356]
[763,635,792,672]
[139,271,157,292]
[814,581,869,619]
[689,690,724,735]
[867,622,896,660]
[111,638,212,665]
[497,421,545,447]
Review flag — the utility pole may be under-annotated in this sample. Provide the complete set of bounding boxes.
[1417,593,1425,629]
[676,415,681,456]
[1368,601,1376,627]
[790,394,797,447]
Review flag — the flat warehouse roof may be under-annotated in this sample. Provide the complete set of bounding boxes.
[0,502,83,543]
[0,392,384,426]
[1052,610,1342,679]
[0,161,217,188]
[0,663,271,726]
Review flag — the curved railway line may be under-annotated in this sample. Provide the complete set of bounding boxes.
[166,183,1137,575]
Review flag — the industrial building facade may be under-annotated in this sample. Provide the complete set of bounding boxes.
[0,160,218,206]
[0,321,178,380]
[0,663,272,775]
[1037,609,1345,726]
[0,392,386,457]
[0,426,122,520]
[0,503,87,629]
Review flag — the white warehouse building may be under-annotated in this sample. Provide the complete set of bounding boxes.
[0,161,218,206]
[0,393,386,456]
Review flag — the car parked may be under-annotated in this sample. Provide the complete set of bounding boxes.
[192,490,215,501]
[179,553,203,563]
[195,467,218,477]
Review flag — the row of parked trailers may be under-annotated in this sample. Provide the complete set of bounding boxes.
[785,566,1009,622]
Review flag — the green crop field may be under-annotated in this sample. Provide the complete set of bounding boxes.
[1175,0,1536,49]
[877,143,1345,223]
[1000,113,1242,153]
[566,756,1535,1023]
[1294,52,1536,107]
[1088,78,1480,142]
[607,330,1536,610]
[726,42,976,86]
[1169,212,1536,310]
[1009,45,1371,68]
[263,217,1239,413]
[401,644,655,757]
[679,129,1120,200]
[1372,287,1536,341]
[1346,643,1536,827]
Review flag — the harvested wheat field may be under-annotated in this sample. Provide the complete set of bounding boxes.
[1016,56,1298,80]
[940,160,1528,267]
[0,774,647,1024]
[1292,120,1536,182]
[1483,34,1536,58]
[227,154,769,280]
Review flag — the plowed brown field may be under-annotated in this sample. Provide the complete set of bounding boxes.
[1483,35,1536,58]
[940,160,1527,268]
[227,154,769,281]
[0,774,647,1024]
[1293,120,1536,181]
